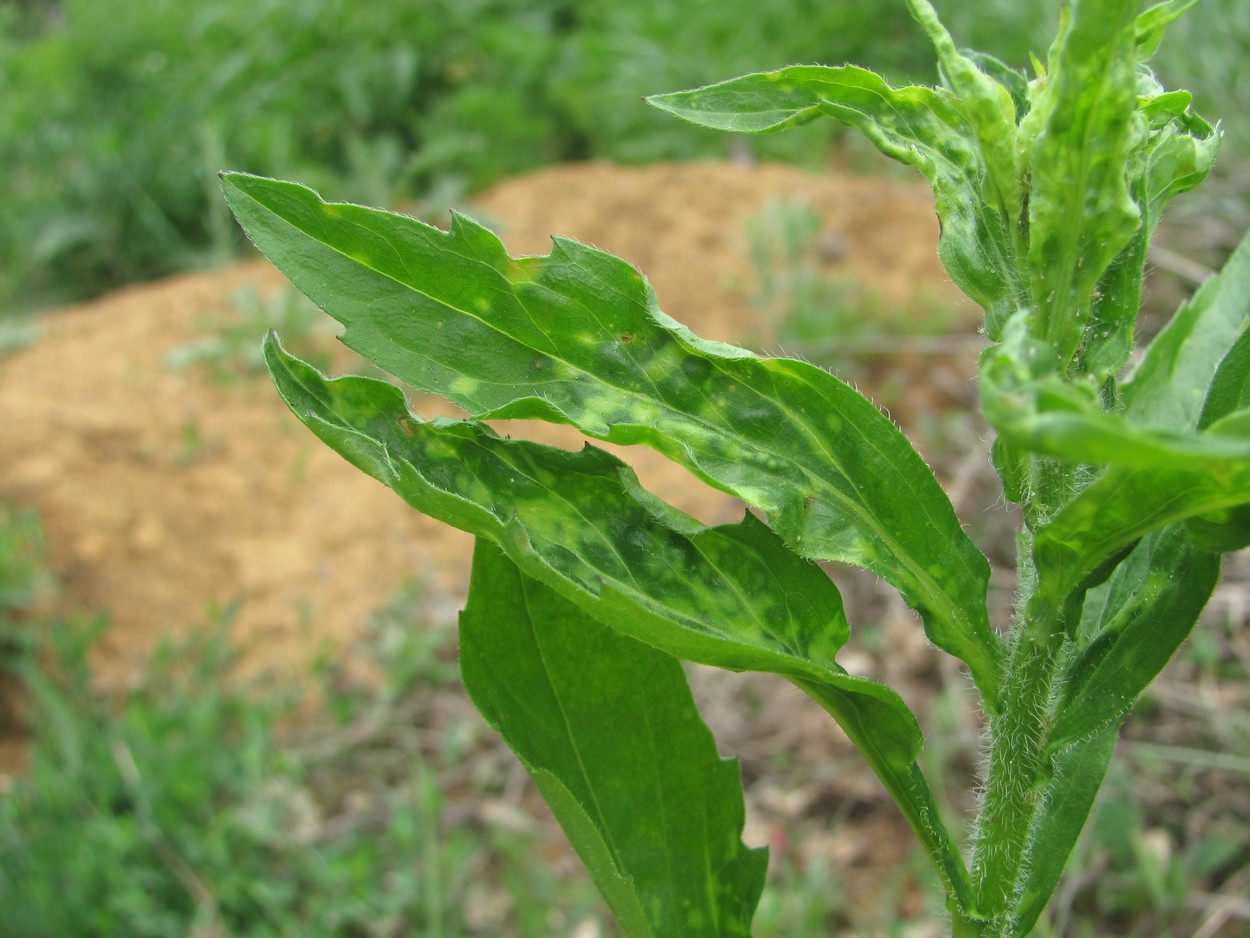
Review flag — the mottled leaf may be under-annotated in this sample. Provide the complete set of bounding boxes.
[461,541,767,937]
[980,233,1250,594]
[1017,0,1142,366]
[647,67,1022,336]
[905,0,1022,236]
[221,171,1000,704]
[263,337,976,911]
[1080,73,1218,381]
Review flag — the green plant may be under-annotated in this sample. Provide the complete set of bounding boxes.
[220,0,1248,933]
[0,578,614,936]
[0,0,580,312]
[164,284,339,383]
[739,197,874,348]
[1,502,52,738]
[0,502,48,628]
[737,196,961,369]
[7,0,1244,316]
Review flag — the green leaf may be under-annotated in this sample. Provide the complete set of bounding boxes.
[980,311,1250,471]
[1123,226,1250,429]
[1014,525,1218,933]
[1135,0,1202,60]
[1079,72,1219,382]
[1016,0,1142,366]
[964,50,1031,119]
[1188,328,1250,549]
[647,68,1022,336]
[460,540,767,937]
[1198,321,1250,430]
[1032,448,1247,607]
[262,337,976,916]
[1050,527,1220,752]
[980,231,1250,593]
[1186,502,1250,554]
[263,335,841,677]
[905,0,1022,238]
[1013,724,1119,937]
[221,171,1001,705]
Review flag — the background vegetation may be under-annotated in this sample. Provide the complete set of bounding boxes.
[2,0,1248,933]
[1,0,1246,313]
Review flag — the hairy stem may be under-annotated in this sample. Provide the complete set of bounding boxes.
[972,601,1066,929]
[971,460,1078,934]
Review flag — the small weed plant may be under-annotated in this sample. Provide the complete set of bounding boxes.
[739,197,877,353]
[738,196,961,368]
[164,284,339,383]
[222,1,1249,933]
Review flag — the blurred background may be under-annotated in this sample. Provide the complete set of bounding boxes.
[2,0,1246,315]
[1,1,1248,935]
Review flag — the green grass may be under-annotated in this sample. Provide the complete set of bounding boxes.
[7,0,1241,315]
[163,284,340,384]
[735,196,965,373]
[0,502,47,626]
[0,506,615,937]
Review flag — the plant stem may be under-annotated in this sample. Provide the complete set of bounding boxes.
[972,604,1065,927]
[970,460,1077,934]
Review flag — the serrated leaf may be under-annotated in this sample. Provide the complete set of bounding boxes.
[263,336,845,678]
[221,171,1001,705]
[647,68,1022,335]
[460,541,766,937]
[263,337,976,915]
